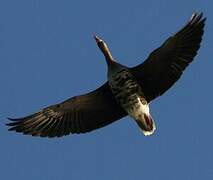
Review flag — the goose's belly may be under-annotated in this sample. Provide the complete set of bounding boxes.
[109,69,147,119]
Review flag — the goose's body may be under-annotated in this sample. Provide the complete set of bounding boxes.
[110,69,156,136]
[94,35,155,135]
[7,13,206,137]
[107,63,155,135]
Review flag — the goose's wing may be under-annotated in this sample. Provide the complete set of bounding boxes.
[7,83,127,137]
[131,13,206,102]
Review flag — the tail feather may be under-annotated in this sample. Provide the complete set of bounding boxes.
[136,114,156,136]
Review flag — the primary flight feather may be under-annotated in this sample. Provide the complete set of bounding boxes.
[7,13,206,137]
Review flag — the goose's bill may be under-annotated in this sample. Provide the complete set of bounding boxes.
[94,35,103,43]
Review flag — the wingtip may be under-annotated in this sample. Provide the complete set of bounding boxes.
[6,117,21,128]
[6,117,14,127]
[191,12,202,18]
[188,12,207,27]
[202,17,207,23]
[6,121,18,127]
[190,12,205,21]
[6,122,11,126]
[7,117,20,121]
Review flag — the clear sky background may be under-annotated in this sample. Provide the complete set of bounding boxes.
[1,0,212,179]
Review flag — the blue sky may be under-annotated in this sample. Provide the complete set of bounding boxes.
[1,0,213,179]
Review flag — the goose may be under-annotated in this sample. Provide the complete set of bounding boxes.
[7,13,206,137]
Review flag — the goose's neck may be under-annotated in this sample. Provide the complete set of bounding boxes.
[94,35,115,66]
[103,47,114,66]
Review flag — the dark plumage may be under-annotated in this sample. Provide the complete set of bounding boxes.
[7,13,206,137]
[131,13,206,102]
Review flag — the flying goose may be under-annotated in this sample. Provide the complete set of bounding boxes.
[7,13,206,137]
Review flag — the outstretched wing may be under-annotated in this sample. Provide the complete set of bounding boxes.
[7,83,127,137]
[131,13,206,102]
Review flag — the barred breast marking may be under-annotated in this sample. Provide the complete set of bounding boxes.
[108,69,146,111]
